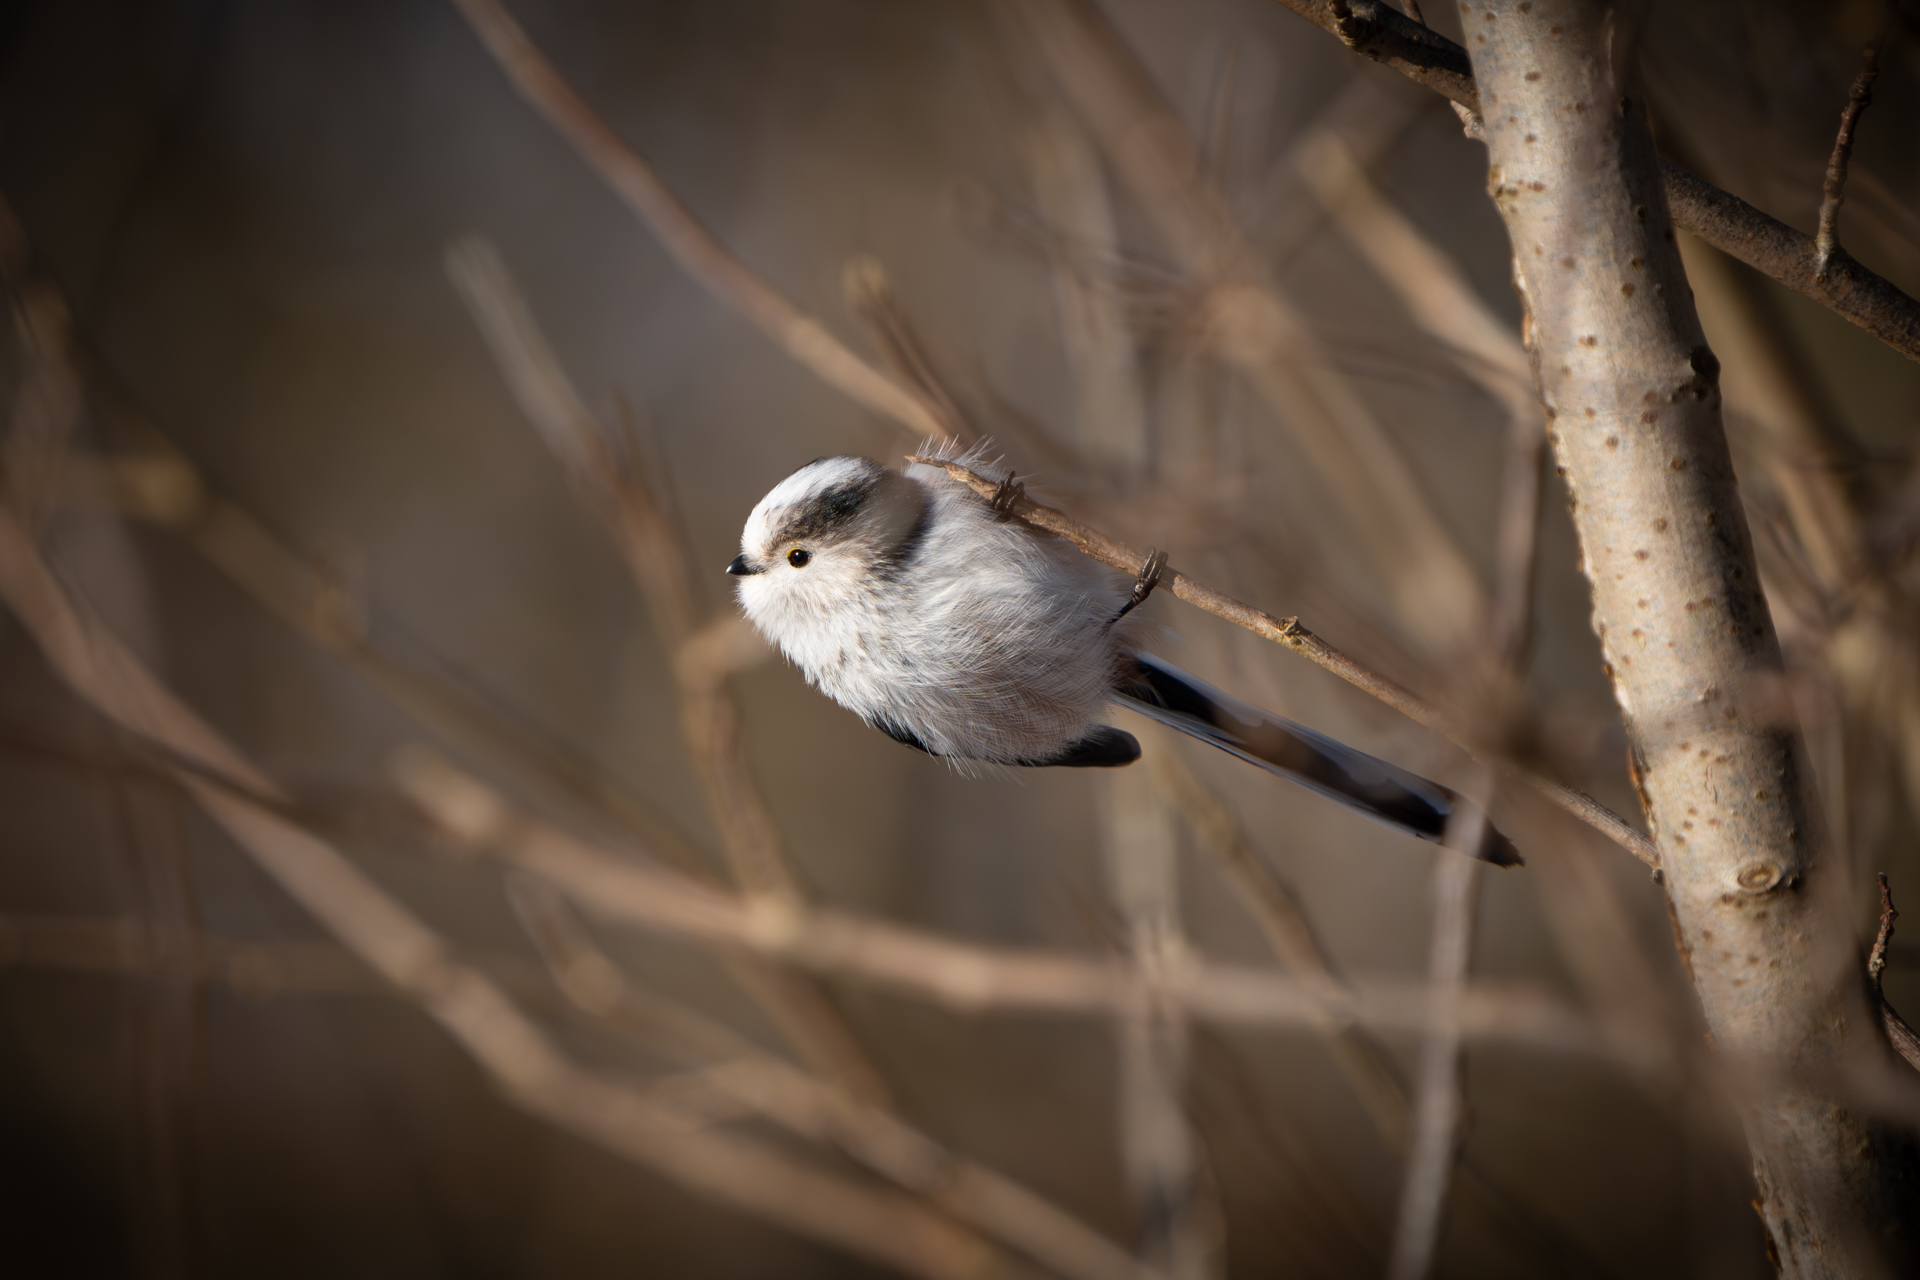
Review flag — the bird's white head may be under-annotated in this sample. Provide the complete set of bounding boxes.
[728,456,928,635]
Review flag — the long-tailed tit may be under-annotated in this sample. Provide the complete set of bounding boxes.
[728,448,1519,866]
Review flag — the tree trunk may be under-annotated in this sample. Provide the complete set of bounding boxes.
[1462,3,1919,1274]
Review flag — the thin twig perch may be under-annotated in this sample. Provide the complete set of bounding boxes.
[907,454,1660,869]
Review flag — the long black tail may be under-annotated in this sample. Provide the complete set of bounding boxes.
[1119,655,1521,867]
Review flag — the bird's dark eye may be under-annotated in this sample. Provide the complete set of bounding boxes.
[787,547,811,568]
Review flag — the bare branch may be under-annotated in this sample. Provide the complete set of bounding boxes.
[0,912,383,994]
[1269,0,1920,367]
[447,239,794,890]
[909,454,1659,869]
[1281,0,1478,110]
[1295,130,1532,408]
[1815,43,1881,274]
[446,0,946,438]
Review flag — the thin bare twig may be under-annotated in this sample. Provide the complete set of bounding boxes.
[3,284,83,540]
[0,912,382,994]
[1021,122,1215,1275]
[908,455,1659,869]
[1870,872,1900,991]
[1389,254,1537,1271]
[447,0,945,438]
[1294,130,1532,409]
[448,238,789,889]
[1815,42,1881,274]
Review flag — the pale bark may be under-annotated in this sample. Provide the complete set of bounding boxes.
[1463,3,1918,1274]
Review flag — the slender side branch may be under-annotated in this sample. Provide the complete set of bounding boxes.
[1815,44,1881,273]
[908,455,1659,868]
[1269,0,1920,366]
[447,0,945,438]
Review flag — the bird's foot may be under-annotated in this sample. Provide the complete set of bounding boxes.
[1111,548,1168,623]
[989,471,1026,520]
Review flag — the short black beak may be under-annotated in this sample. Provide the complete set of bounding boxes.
[726,554,760,576]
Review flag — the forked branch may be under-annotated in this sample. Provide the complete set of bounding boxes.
[1270,0,1920,366]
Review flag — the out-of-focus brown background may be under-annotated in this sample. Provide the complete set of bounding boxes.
[2,1,1917,1276]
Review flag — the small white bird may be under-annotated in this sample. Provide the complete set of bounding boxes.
[729,447,1518,866]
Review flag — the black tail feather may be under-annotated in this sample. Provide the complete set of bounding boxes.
[1119,655,1521,867]
[1033,726,1141,768]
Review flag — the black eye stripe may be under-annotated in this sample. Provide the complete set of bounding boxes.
[768,469,883,545]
